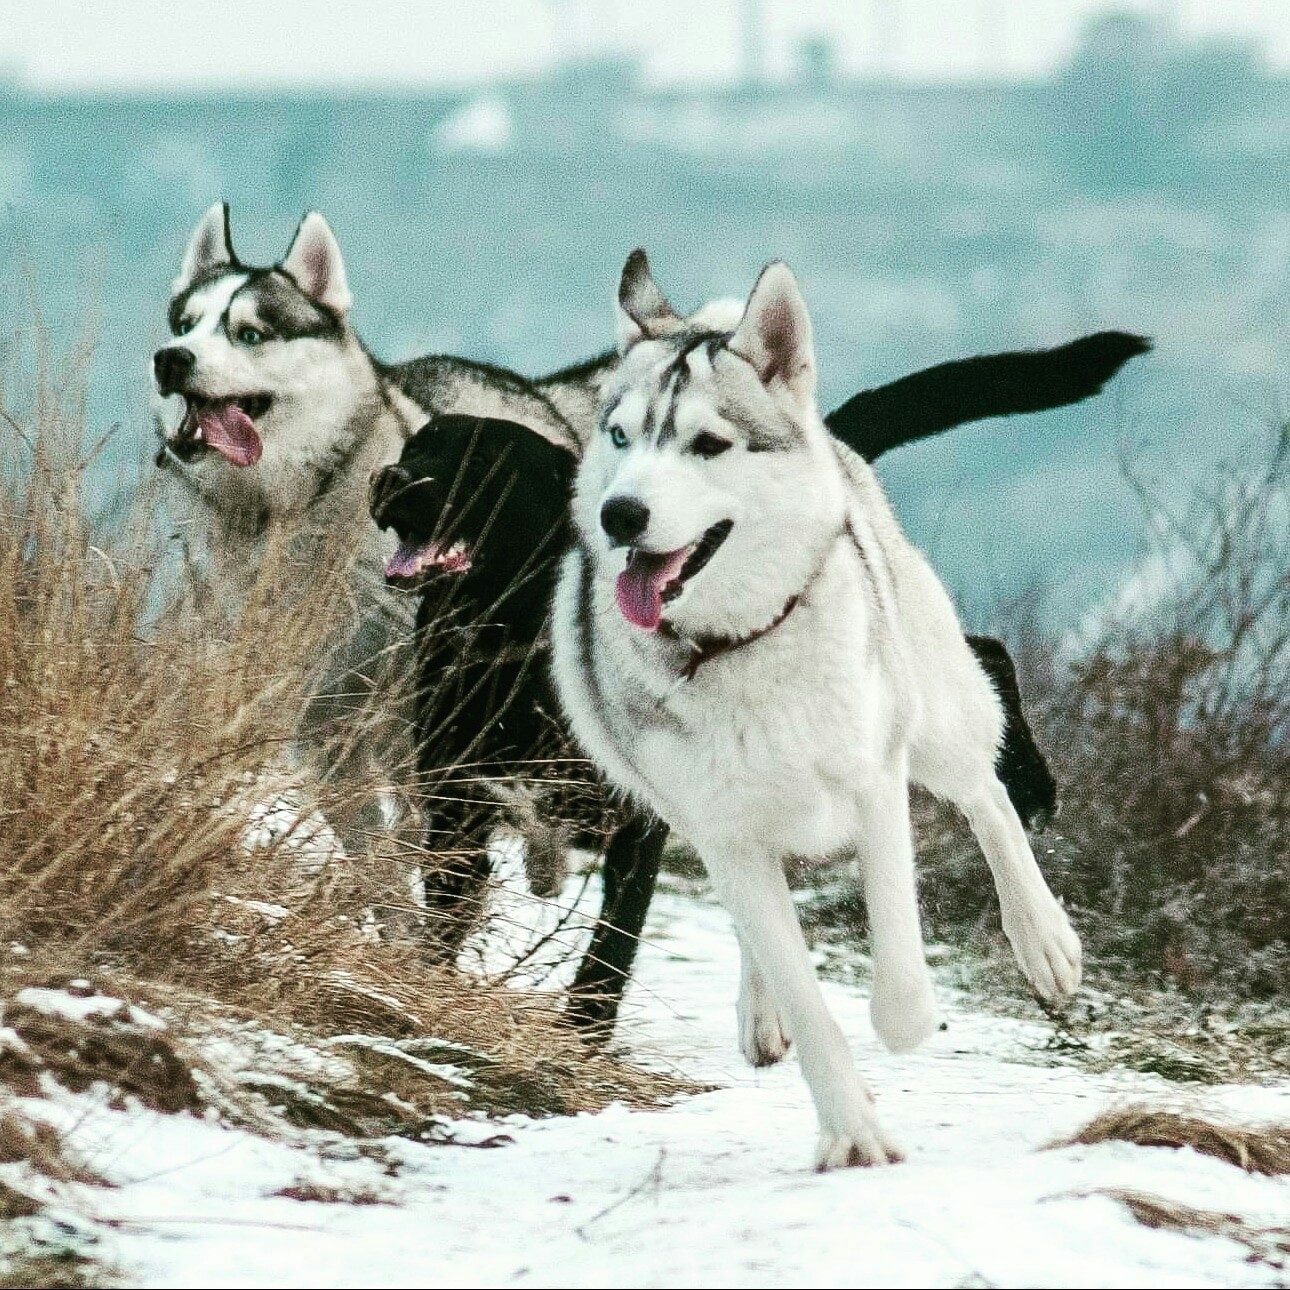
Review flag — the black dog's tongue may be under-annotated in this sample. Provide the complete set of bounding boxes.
[615,547,688,631]
[386,539,432,581]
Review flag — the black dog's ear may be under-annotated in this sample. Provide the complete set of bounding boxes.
[536,433,578,493]
[174,202,234,294]
[616,248,681,353]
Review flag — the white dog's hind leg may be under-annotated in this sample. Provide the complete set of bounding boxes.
[704,847,903,1170]
[962,778,1082,1001]
[855,761,945,1053]
[736,937,792,1067]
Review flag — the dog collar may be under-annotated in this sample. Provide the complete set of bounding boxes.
[660,594,802,681]
[657,521,853,681]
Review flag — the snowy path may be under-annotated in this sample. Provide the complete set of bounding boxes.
[49,886,1290,1288]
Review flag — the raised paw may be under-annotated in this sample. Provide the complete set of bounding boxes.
[1002,892,1083,1003]
[869,970,944,1054]
[737,989,792,1068]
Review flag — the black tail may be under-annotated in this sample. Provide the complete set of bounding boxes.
[824,331,1151,462]
[966,635,1058,831]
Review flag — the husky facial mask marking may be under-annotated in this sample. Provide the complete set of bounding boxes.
[580,256,845,642]
[153,204,365,482]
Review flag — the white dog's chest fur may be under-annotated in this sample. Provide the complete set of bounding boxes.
[561,537,901,861]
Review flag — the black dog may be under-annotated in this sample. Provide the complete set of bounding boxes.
[370,331,1148,1031]
[370,417,657,1030]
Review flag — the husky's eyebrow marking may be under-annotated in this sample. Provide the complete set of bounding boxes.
[229,271,344,340]
[167,272,247,336]
[715,397,800,453]
[652,331,725,447]
[167,269,341,342]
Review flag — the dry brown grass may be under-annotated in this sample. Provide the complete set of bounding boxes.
[0,332,683,1170]
[4,986,202,1115]
[273,1180,394,1205]
[1051,1103,1290,1175]
[0,1107,104,1187]
[1057,1189,1290,1272]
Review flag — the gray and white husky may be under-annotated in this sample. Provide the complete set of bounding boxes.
[552,253,1083,1168]
[152,202,592,617]
[151,203,618,845]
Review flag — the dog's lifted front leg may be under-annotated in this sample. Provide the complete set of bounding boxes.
[855,758,944,1053]
[704,846,903,1170]
[961,778,1082,1002]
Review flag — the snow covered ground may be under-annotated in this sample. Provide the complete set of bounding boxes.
[21,880,1290,1289]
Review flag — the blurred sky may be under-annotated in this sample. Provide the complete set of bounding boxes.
[3,0,1289,90]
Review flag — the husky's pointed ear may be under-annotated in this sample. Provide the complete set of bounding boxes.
[616,248,679,353]
[729,262,816,405]
[281,212,352,317]
[174,202,234,294]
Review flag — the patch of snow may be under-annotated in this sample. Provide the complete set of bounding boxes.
[26,885,1290,1288]
[222,896,289,922]
[11,988,166,1032]
[0,1026,31,1056]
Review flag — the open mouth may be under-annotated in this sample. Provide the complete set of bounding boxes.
[169,394,272,467]
[615,519,733,631]
[384,536,473,591]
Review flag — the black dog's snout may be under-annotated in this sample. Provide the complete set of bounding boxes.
[600,496,650,547]
[153,347,195,394]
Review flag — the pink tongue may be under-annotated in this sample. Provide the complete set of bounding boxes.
[615,548,688,630]
[386,540,430,579]
[197,402,262,467]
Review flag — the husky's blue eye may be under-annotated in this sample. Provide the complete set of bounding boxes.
[175,318,195,336]
[608,424,629,449]
[236,326,265,346]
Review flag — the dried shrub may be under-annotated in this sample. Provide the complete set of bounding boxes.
[0,1107,104,1186]
[846,424,1290,1002]
[1051,1103,1290,1175]
[0,322,684,1156]
[1061,1190,1290,1271]
[5,989,201,1115]
[273,1181,393,1205]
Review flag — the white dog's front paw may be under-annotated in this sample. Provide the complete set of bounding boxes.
[737,989,792,1068]
[869,970,944,1054]
[1002,893,1083,1002]
[814,1106,904,1170]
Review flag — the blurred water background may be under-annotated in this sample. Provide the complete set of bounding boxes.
[1,1,1287,625]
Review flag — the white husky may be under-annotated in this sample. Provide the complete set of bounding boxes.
[552,252,1083,1168]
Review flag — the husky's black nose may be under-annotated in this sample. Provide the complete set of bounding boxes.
[153,347,195,394]
[600,496,650,547]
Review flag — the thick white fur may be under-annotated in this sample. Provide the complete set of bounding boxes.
[553,260,1081,1170]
